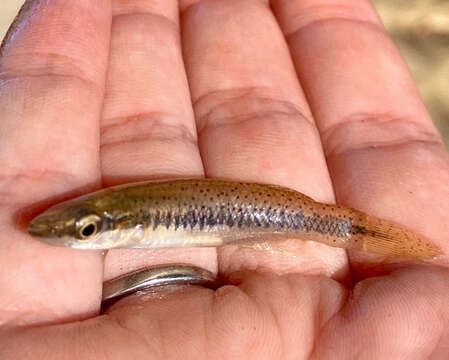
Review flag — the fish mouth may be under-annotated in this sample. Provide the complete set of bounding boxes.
[28,215,68,239]
[28,218,50,237]
[28,219,71,247]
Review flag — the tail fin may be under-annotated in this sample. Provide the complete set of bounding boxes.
[351,214,442,259]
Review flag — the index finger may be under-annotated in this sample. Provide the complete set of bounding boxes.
[0,0,111,326]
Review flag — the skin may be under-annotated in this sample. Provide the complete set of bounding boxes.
[0,0,448,358]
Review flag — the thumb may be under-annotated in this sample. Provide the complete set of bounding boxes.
[2,272,346,359]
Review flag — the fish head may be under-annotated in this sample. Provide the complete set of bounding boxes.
[28,196,113,249]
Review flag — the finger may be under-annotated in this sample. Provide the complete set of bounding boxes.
[3,273,346,359]
[272,0,449,267]
[101,0,216,280]
[313,266,449,359]
[180,0,347,278]
[0,0,110,326]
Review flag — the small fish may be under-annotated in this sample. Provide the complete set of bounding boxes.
[28,179,441,259]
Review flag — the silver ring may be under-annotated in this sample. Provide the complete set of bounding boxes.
[102,264,218,306]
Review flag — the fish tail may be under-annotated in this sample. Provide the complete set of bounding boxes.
[350,214,442,259]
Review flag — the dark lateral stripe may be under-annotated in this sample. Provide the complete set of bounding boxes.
[146,205,351,237]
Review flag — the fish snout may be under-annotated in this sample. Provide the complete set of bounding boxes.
[28,217,51,237]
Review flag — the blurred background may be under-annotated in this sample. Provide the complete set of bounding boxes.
[1,0,448,148]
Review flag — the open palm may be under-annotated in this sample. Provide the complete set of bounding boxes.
[1,0,448,358]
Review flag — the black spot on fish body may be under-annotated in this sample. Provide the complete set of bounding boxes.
[206,208,217,227]
[328,221,337,235]
[142,212,152,227]
[351,225,367,235]
[253,212,262,227]
[186,209,198,229]
[174,214,181,230]
[265,207,277,227]
[277,209,289,228]
[259,210,270,228]
[311,215,322,232]
[271,210,284,229]
[165,211,172,229]
[243,211,254,228]
[232,208,242,227]
[237,211,246,229]
[304,217,313,232]
[291,213,305,230]
[316,218,326,233]
[217,208,226,226]
[283,211,294,229]
[152,211,161,230]
[198,212,206,230]
[181,213,189,229]
[226,210,235,228]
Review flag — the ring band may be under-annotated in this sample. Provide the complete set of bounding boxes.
[102,264,218,306]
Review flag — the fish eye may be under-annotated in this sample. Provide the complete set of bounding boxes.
[76,214,102,240]
[80,223,97,237]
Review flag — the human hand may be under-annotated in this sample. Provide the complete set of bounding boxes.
[1,0,448,358]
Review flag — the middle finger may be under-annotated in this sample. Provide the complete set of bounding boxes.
[181,0,348,278]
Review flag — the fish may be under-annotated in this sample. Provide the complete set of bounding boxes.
[28,178,441,259]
